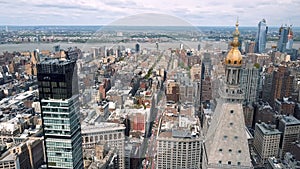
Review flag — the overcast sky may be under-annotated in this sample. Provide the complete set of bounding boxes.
[1,0,299,26]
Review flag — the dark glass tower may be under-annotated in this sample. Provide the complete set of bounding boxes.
[37,58,83,169]
[254,19,268,53]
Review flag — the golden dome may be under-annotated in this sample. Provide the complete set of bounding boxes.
[225,20,242,66]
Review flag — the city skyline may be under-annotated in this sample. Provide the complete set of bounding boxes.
[0,0,300,26]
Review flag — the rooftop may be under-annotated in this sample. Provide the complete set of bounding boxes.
[256,122,281,135]
[81,122,125,134]
[280,115,300,125]
[39,57,75,65]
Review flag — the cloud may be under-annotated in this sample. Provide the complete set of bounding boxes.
[0,0,299,26]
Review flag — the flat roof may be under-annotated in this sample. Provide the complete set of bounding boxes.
[256,123,281,135]
[281,115,300,126]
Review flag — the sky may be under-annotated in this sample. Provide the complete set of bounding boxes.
[1,0,299,27]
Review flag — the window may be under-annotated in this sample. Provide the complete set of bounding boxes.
[228,161,232,165]
[237,162,241,165]
[230,110,234,114]
[238,150,241,153]
[223,135,228,139]
[219,149,223,152]
[234,136,238,139]
[229,149,232,152]
[218,161,222,164]
[230,122,233,126]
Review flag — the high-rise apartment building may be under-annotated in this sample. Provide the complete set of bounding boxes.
[255,19,268,53]
[203,21,252,169]
[241,63,260,104]
[278,115,300,157]
[253,122,281,164]
[37,58,83,169]
[271,65,294,107]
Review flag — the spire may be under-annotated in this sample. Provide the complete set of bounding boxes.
[225,20,242,66]
[232,19,240,47]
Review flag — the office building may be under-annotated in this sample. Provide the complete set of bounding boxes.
[166,80,180,103]
[156,130,202,169]
[155,103,202,169]
[253,122,281,164]
[278,115,300,157]
[202,52,212,79]
[203,21,252,169]
[286,26,293,50]
[135,43,140,53]
[255,19,268,53]
[277,25,292,52]
[190,64,202,82]
[81,122,126,169]
[37,58,83,169]
[0,138,44,169]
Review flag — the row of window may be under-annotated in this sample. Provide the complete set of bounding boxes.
[46,141,72,148]
[219,149,242,153]
[39,81,67,88]
[223,135,239,139]
[219,160,241,165]
[84,133,122,143]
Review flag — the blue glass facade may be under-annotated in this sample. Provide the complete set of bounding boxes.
[255,19,268,53]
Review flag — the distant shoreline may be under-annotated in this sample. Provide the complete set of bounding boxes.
[0,41,299,53]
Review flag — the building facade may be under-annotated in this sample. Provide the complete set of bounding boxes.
[81,122,126,169]
[241,63,260,104]
[253,123,281,164]
[277,25,290,52]
[37,58,83,169]
[278,115,300,157]
[203,21,252,169]
[156,130,202,169]
[255,19,268,53]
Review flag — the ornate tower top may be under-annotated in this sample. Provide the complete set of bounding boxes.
[225,20,242,66]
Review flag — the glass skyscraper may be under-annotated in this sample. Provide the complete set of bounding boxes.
[277,25,290,52]
[286,26,293,50]
[255,19,268,53]
[37,58,83,169]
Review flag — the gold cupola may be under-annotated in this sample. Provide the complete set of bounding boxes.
[225,20,243,66]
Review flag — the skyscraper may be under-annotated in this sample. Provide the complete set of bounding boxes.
[37,57,83,169]
[277,25,290,52]
[203,21,252,169]
[254,19,268,53]
[241,63,260,104]
[286,26,293,50]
